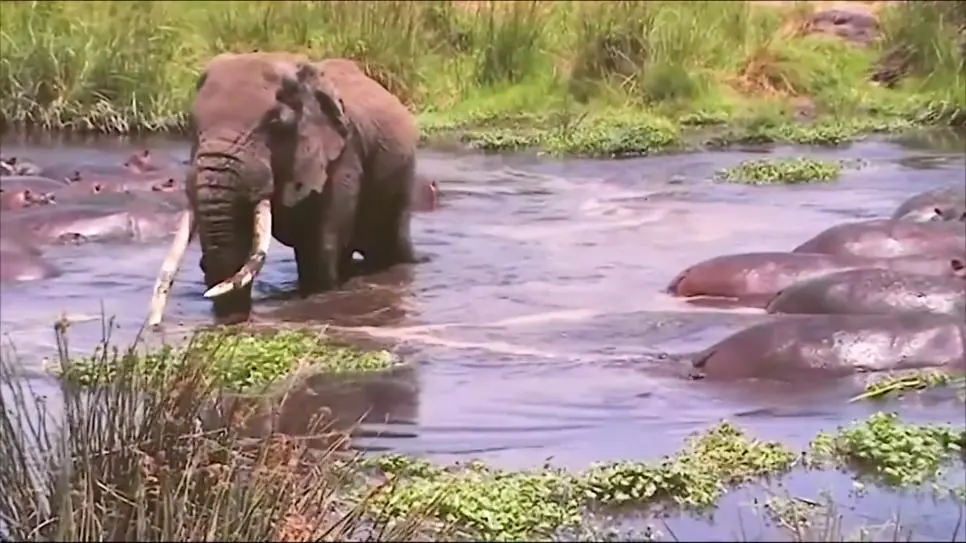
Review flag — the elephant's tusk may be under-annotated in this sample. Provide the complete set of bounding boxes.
[146,210,196,327]
[203,199,272,299]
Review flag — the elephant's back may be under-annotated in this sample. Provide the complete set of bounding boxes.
[314,58,419,149]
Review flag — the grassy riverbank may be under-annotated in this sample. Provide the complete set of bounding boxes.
[1,325,964,541]
[0,1,963,155]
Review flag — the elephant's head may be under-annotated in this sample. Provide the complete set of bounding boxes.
[146,52,350,326]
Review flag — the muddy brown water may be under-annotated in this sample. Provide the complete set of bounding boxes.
[2,130,965,539]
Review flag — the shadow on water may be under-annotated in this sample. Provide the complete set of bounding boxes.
[2,128,965,538]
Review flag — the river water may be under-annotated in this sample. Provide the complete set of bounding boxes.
[1,130,965,540]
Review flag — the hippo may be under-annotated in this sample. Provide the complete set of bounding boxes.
[0,237,60,283]
[766,261,966,318]
[689,313,966,382]
[892,186,966,223]
[0,156,43,177]
[412,176,439,212]
[666,251,962,306]
[0,175,70,192]
[792,219,966,259]
[0,188,54,211]
[122,149,177,175]
[4,196,184,246]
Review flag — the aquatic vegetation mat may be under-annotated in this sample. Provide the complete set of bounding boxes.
[715,157,851,185]
[809,412,966,488]
[53,328,398,391]
[850,369,966,403]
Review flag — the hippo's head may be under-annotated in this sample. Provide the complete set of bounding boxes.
[932,207,966,223]
[123,149,158,174]
[952,259,966,280]
[151,178,179,193]
[0,188,55,210]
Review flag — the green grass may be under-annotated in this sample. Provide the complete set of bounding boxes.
[0,1,963,156]
[4,325,965,541]
[0,324,433,542]
[53,326,399,392]
[716,157,849,185]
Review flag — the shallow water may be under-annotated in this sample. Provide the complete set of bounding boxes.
[2,129,965,539]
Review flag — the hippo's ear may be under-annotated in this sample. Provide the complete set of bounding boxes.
[951,258,965,276]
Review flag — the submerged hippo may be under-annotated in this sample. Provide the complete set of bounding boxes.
[666,251,961,305]
[0,237,59,283]
[766,261,966,318]
[892,186,966,223]
[689,313,966,382]
[52,171,180,200]
[0,156,43,177]
[122,149,175,174]
[5,197,184,246]
[0,188,54,211]
[412,176,439,212]
[793,219,966,259]
[0,174,70,192]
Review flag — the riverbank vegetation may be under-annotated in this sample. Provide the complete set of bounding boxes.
[1,325,963,541]
[0,1,963,156]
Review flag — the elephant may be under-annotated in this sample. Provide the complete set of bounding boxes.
[147,52,421,327]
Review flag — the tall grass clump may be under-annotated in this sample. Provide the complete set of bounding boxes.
[1,1,964,139]
[0,322,434,541]
[875,0,966,125]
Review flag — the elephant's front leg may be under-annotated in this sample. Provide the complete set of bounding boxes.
[294,172,358,294]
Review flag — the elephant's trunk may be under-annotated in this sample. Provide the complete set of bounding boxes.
[192,167,261,323]
[145,147,273,326]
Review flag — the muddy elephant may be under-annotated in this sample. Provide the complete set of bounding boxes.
[793,218,966,259]
[147,53,421,326]
[766,261,966,318]
[0,237,60,283]
[689,313,966,382]
[892,186,966,223]
[666,251,961,306]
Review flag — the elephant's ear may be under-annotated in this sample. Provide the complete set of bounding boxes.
[297,63,349,162]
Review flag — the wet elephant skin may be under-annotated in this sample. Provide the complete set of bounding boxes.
[793,218,966,259]
[666,251,962,306]
[765,264,966,318]
[689,313,966,382]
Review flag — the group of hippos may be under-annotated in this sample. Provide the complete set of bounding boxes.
[0,151,439,285]
[665,185,966,381]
